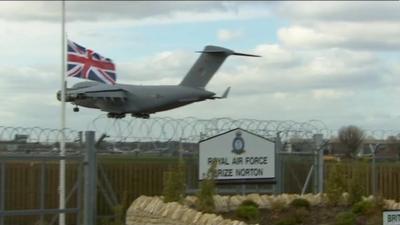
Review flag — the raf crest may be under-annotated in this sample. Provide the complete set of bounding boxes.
[232,130,245,155]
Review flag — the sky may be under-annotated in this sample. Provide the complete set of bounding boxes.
[0,1,399,133]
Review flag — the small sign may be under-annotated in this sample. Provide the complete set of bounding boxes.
[383,211,400,225]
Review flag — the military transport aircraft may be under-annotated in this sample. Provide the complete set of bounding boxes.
[57,45,260,119]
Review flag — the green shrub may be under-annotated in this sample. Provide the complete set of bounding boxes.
[196,161,217,213]
[163,160,186,203]
[109,204,125,225]
[326,163,347,206]
[335,211,356,225]
[235,204,260,224]
[352,200,375,216]
[348,180,365,205]
[275,217,297,225]
[289,198,311,210]
[270,198,288,213]
[241,199,259,208]
[100,192,129,225]
[348,163,368,205]
[274,207,309,225]
[294,207,310,223]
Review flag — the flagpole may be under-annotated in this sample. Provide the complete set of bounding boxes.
[59,1,66,225]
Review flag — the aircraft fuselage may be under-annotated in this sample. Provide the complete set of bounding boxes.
[58,81,216,117]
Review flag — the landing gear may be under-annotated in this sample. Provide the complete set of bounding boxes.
[107,112,126,119]
[131,113,150,119]
[73,106,79,112]
[107,112,150,119]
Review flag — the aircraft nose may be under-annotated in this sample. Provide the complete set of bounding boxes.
[56,90,61,101]
[56,90,75,102]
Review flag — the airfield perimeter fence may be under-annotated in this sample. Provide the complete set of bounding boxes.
[1,116,400,224]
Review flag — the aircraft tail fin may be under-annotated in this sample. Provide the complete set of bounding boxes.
[220,86,230,99]
[179,45,260,88]
[212,87,231,99]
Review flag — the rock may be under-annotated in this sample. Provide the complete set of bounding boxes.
[384,199,397,209]
[160,202,178,217]
[214,195,229,212]
[124,194,399,225]
[302,193,323,206]
[217,219,234,225]
[362,195,375,202]
[209,215,224,225]
[170,205,186,220]
[144,197,163,214]
[229,195,245,210]
[269,195,288,210]
[246,193,263,206]
[275,194,290,205]
[191,211,204,224]
[184,195,198,208]
[196,213,214,225]
[181,209,200,223]
[259,195,272,209]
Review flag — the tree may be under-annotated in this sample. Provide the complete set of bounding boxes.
[338,125,365,159]
[163,160,186,203]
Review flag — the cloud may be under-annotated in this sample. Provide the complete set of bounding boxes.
[0,20,61,65]
[253,44,298,66]
[278,22,400,51]
[117,50,195,84]
[0,1,221,22]
[0,65,59,92]
[207,45,387,97]
[273,2,400,51]
[278,2,400,22]
[217,29,243,41]
[0,63,64,128]
[0,1,270,24]
[311,89,354,100]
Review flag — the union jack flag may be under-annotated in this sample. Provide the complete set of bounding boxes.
[67,40,116,85]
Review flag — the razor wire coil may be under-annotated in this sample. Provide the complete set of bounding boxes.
[1,116,399,144]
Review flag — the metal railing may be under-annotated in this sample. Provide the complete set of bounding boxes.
[0,155,83,225]
[0,131,99,225]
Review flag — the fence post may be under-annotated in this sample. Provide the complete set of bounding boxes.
[369,144,380,196]
[313,134,324,193]
[274,132,282,194]
[0,162,4,225]
[39,162,46,225]
[372,145,377,196]
[84,131,97,225]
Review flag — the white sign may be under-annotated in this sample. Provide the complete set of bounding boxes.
[384,211,400,225]
[199,128,275,181]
